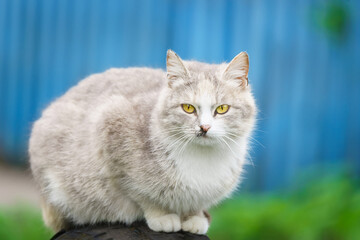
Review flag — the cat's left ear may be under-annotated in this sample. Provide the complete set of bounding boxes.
[166,50,190,88]
[222,52,249,89]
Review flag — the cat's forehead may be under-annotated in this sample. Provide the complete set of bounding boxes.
[173,61,236,104]
[182,79,229,106]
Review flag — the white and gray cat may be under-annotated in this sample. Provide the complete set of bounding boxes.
[29,50,257,235]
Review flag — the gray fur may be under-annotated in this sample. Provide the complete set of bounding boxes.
[29,50,257,234]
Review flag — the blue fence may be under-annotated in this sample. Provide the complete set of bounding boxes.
[0,0,359,191]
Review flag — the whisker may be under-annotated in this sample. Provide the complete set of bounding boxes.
[165,134,189,151]
[217,137,237,159]
[177,135,194,158]
[147,131,184,144]
[247,136,265,148]
[222,131,265,149]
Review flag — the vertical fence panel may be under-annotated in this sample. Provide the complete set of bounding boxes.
[0,0,358,189]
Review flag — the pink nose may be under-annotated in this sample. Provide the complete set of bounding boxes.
[200,124,211,132]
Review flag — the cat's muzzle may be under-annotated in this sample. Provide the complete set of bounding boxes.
[197,130,207,137]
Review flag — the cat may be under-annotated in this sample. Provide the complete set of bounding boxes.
[29,50,257,235]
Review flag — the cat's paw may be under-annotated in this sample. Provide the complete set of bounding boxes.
[182,215,209,235]
[146,213,181,232]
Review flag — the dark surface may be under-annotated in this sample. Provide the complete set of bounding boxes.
[51,221,210,240]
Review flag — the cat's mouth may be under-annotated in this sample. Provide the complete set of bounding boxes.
[195,131,217,144]
[194,133,217,146]
[196,126,211,138]
[196,131,207,137]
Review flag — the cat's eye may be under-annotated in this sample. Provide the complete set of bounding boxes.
[181,104,196,114]
[215,104,230,115]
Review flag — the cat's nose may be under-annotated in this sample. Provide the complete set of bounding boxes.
[200,124,211,132]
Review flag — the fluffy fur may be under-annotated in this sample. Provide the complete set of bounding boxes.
[29,50,257,235]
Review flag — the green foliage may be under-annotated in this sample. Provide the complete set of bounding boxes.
[208,175,360,240]
[311,1,350,42]
[0,205,52,240]
[320,2,349,36]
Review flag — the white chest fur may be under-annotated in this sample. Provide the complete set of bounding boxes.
[171,142,244,211]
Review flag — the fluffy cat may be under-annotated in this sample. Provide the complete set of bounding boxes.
[29,50,257,235]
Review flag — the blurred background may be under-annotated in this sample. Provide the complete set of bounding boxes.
[0,0,359,239]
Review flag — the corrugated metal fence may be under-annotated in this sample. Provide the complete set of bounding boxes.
[0,0,359,190]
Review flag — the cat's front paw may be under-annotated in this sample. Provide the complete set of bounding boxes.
[182,215,209,235]
[146,213,181,232]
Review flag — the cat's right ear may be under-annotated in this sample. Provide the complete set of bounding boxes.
[222,52,249,89]
[166,50,189,88]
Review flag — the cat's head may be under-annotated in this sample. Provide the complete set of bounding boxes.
[156,50,256,149]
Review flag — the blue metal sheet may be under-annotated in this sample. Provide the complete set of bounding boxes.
[0,0,359,190]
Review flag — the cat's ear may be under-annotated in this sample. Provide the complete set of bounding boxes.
[166,50,189,87]
[222,52,249,89]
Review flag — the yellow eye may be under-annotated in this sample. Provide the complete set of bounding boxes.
[182,104,196,114]
[215,104,230,114]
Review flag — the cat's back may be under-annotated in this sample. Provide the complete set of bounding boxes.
[37,67,165,122]
[29,67,165,168]
[64,67,165,107]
